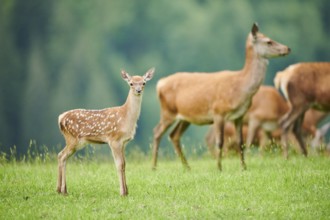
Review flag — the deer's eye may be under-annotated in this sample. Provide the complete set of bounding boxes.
[130,83,133,86]
[267,41,273,45]
[143,82,146,86]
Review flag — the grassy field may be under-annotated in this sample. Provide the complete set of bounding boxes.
[0,152,329,219]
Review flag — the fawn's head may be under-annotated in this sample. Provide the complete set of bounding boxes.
[249,23,291,58]
[121,68,155,96]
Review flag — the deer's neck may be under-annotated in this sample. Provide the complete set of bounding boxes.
[122,90,143,125]
[241,44,269,95]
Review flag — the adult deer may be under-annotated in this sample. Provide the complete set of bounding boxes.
[205,86,288,155]
[206,87,327,156]
[274,62,330,158]
[228,89,327,148]
[57,68,154,196]
[152,23,290,170]
[243,86,288,147]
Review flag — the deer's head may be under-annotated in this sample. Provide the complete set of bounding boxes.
[250,23,291,59]
[121,68,155,96]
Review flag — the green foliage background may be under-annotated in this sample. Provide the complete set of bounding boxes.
[0,0,330,155]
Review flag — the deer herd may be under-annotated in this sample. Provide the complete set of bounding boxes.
[57,23,330,196]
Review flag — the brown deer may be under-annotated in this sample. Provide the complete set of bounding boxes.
[206,87,327,156]
[235,90,327,147]
[243,86,288,147]
[274,62,330,158]
[152,23,290,170]
[57,68,154,196]
[205,86,288,155]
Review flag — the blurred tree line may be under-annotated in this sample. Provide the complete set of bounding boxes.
[0,0,329,155]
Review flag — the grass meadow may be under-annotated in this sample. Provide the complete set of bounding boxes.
[0,145,330,219]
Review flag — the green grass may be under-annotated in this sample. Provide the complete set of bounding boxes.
[0,153,329,219]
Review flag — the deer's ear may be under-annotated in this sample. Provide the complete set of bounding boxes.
[121,69,131,82]
[143,67,155,82]
[251,23,259,39]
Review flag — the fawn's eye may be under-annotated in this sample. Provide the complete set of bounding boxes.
[130,83,133,86]
[143,82,146,86]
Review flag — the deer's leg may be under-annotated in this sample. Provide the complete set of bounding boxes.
[311,128,323,149]
[311,122,330,149]
[281,128,290,159]
[246,118,260,148]
[205,125,217,158]
[57,145,75,195]
[57,150,63,193]
[264,130,273,143]
[109,141,128,196]
[169,120,191,169]
[235,118,246,170]
[260,130,272,153]
[213,118,225,171]
[280,107,306,159]
[152,116,175,169]
[292,113,307,156]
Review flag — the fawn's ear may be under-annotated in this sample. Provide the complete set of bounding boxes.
[121,69,131,82]
[251,22,259,39]
[143,67,155,82]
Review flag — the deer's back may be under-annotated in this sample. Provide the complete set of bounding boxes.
[288,62,330,110]
[248,86,288,121]
[157,71,245,120]
[59,108,121,138]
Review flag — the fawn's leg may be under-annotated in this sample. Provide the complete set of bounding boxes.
[110,141,128,196]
